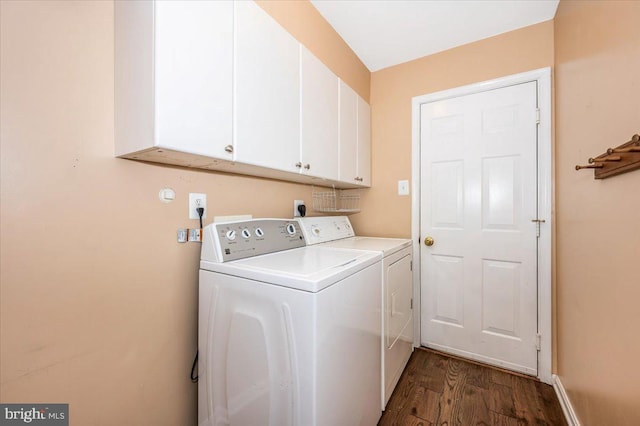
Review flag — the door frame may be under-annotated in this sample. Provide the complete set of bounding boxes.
[410,67,553,384]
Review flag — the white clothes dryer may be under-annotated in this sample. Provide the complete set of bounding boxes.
[198,218,383,426]
[297,216,414,409]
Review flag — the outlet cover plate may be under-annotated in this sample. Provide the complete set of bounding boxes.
[189,193,207,219]
[294,200,305,217]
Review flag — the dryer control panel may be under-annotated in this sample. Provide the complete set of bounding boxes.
[201,219,305,263]
[297,216,355,245]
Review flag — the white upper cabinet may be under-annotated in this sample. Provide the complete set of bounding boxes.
[357,97,372,187]
[115,0,370,188]
[233,1,301,172]
[115,0,233,161]
[339,81,371,187]
[300,46,340,181]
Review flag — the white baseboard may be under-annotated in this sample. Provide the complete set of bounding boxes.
[552,374,581,426]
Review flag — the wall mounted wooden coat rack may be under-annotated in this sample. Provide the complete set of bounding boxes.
[576,133,640,179]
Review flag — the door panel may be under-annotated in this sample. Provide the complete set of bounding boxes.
[420,81,538,375]
[431,255,464,327]
[481,259,521,338]
[431,161,464,228]
[482,155,521,229]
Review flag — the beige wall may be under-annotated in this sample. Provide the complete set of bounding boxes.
[360,21,554,237]
[0,1,368,424]
[554,1,640,424]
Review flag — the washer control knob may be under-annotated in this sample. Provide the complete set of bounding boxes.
[312,226,321,236]
[225,230,236,241]
[255,228,264,238]
[241,228,251,239]
[286,223,297,235]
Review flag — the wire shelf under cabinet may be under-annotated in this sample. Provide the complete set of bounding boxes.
[312,186,361,213]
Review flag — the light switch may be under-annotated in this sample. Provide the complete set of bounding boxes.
[398,180,410,196]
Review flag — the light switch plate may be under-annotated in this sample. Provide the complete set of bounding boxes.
[398,180,410,196]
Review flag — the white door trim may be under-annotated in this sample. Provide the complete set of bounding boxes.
[410,67,553,384]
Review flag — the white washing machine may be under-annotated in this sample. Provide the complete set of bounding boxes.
[198,218,383,426]
[297,216,414,408]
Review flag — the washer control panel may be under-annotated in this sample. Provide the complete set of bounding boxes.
[297,216,355,245]
[203,219,305,262]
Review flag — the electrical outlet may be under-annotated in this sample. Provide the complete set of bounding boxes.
[294,200,305,217]
[189,193,207,219]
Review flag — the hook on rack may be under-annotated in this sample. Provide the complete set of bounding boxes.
[575,164,603,170]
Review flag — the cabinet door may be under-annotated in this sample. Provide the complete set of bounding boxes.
[155,1,233,159]
[339,81,358,184]
[300,47,339,181]
[234,1,300,171]
[357,97,371,187]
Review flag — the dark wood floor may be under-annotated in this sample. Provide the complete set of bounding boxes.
[379,348,567,426]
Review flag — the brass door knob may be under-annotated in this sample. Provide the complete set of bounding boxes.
[424,236,434,246]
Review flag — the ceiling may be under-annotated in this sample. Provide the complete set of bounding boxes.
[310,0,559,72]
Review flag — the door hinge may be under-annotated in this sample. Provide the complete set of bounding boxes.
[410,260,413,271]
[536,108,541,125]
[536,333,542,351]
[410,298,413,310]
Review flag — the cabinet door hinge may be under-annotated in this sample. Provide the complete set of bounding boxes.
[536,333,542,351]
[410,260,413,271]
[410,298,413,310]
[536,108,541,125]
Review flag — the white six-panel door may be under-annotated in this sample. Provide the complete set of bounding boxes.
[420,82,539,375]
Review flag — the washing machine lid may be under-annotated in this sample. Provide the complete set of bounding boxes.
[200,245,381,293]
[318,237,412,257]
